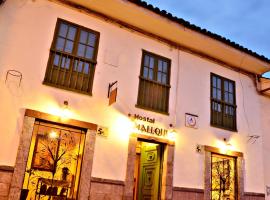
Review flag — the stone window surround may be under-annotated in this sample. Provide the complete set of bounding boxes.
[123,133,175,200]
[204,145,244,200]
[8,109,97,200]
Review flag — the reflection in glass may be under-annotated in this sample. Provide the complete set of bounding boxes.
[22,121,86,200]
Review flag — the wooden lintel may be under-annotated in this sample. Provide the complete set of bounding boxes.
[204,145,243,157]
[25,109,97,131]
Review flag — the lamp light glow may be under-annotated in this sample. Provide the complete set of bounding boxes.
[49,131,59,139]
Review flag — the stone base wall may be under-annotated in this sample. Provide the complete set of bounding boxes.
[244,192,265,200]
[173,187,204,200]
[89,177,125,200]
[0,166,14,200]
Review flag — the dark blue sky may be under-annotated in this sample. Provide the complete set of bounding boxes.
[144,0,270,77]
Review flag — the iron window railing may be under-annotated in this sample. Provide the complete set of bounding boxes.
[137,50,171,114]
[43,19,100,95]
[211,73,237,131]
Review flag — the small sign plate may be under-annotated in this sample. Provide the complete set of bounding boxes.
[185,113,198,129]
[97,126,109,137]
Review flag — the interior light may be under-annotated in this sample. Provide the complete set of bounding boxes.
[49,131,59,139]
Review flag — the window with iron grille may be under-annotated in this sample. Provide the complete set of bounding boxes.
[137,51,171,114]
[43,19,100,95]
[211,73,237,131]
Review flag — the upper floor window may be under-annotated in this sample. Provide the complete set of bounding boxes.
[137,51,171,114]
[43,19,100,95]
[211,73,237,131]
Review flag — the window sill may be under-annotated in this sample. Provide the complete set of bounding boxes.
[135,104,169,116]
[210,124,238,132]
[43,81,93,96]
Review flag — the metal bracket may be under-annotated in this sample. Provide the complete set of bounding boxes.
[107,81,117,98]
[5,70,23,86]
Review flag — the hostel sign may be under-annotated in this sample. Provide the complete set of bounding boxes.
[129,114,168,137]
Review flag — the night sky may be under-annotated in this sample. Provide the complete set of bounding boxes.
[144,0,270,77]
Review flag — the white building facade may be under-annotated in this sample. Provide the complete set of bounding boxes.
[0,0,270,200]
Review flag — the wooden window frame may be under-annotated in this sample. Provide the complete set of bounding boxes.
[43,18,100,95]
[210,73,237,131]
[136,50,171,115]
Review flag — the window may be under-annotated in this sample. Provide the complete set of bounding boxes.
[211,73,237,131]
[137,51,171,114]
[43,19,100,95]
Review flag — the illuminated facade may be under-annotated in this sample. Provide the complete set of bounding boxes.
[0,0,270,200]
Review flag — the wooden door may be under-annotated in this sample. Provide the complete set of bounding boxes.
[137,142,161,200]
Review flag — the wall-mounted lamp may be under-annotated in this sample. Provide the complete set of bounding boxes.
[168,124,176,141]
[219,138,232,154]
[60,100,71,119]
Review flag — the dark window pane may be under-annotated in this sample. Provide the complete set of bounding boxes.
[77,44,86,57]
[143,68,148,78]
[163,62,167,73]
[217,90,221,100]
[84,63,89,74]
[56,37,65,51]
[217,78,221,89]
[157,72,162,82]
[149,57,154,69]
[74,60,83,72]
[85,46,94,59]
[59,23,68,37]
[88,33,96,46]
[67,26,77,40]
[65,40,74,53]
[229,94,234,104]
[53,54,60,66]
[212,76,216,87]
[80,30,88,44]
[162,74,167,84]
[148,69,153,80]
[229,83,233,93]
[158,60,163,71]
[144,55,149,67]
[224,92,229,103]
[213,88,216,99]
[61,57,70,69]
[224,81,229,91]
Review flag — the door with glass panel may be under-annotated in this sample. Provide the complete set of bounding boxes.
[21,121,85,200]
[211,153,237,200]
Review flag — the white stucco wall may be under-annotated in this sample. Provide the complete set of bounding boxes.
[0,0,267,194]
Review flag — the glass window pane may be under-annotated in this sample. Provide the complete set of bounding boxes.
[144,55,149,67]
[212,88,216,99]
[88,33,96,46]
[158,60,163,72]
[64,40,74,53]
[229,94,234,104]
[85,46,94,59]
[149,57,154,69]
[84,63,89,74]
[56,37,65,51]
[212,76,216,87]
[217,78,221,89]
[229,83,233,93]
[67,26,77,40]
[59,23,68,37]
[148,69,153,80]
[217,90,221,100]
[53,54,60,66]
[74,60,83,72]
[163,61,167,73]
[80,30,88,44]
[157,72,162,82]
[77,44,86,57]
[224,92,229,103]
[143,67,148,78]
[224,81,229,91]
[61,57,70,69]
[162,74,167,84]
